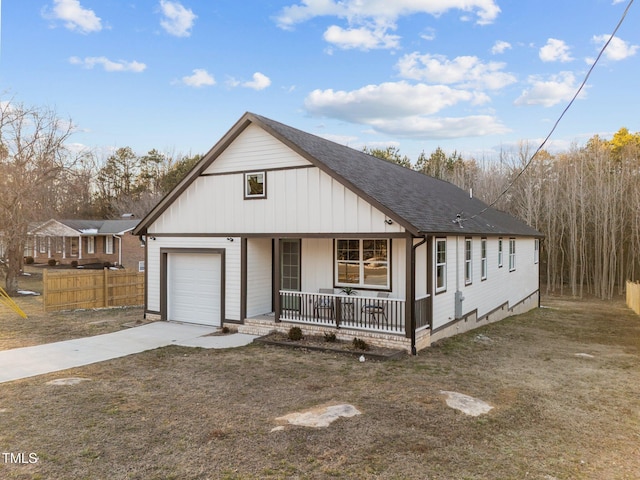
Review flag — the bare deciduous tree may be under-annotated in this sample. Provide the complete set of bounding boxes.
[0,99,76,293]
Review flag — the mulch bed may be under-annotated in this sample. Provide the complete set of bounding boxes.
[254,331,407,361]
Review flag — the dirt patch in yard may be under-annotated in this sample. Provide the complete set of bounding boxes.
[1,295,639,479]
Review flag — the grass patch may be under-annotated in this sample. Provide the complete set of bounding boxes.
[1,295,639,478]
[0,267,146,350]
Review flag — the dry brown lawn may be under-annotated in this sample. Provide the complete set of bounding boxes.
[1,293,640,479]
[0,268,144,350]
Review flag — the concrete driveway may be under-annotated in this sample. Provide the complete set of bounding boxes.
[0,322,257,384]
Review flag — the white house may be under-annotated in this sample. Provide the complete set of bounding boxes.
[134,113,542,353]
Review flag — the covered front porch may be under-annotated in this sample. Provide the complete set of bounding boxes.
[237,235,433,352]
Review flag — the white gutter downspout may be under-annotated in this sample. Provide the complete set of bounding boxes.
[114,234,122,266]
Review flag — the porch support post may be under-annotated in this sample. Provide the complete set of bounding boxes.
[273,238,281,322]
[240,237,247,324]
[405,235,415,344]
[426,235,434,330]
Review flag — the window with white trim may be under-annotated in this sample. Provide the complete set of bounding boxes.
[244,171,266,198]
[534,238,539,264]
[509,238,516,271]
[481,238,487,280]
[435,238,447,293]
[105,236,114,255]
[464,238,472,285]
[498,238,503,267]
[335,239,389,289]
[87,236,95,254]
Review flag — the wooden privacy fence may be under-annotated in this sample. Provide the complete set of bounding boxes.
[627,280,640,316]
[43,269,144,312]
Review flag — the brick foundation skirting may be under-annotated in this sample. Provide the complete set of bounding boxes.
[237,319,431,353]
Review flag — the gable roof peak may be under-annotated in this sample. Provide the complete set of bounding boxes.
[134,112,542,238]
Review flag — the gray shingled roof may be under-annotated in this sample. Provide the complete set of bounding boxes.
[59,219,140,235]
[135,112,542,238]
[251,113,542,237]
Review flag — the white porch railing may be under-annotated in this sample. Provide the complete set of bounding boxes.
[279,290,406,334]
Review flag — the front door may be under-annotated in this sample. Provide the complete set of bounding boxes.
[280,239,301,311]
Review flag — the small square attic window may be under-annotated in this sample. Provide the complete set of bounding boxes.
[245,171,266,199]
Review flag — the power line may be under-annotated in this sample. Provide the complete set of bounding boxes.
[460,0,634,224]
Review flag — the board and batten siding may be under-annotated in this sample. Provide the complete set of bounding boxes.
[146,236,241,321]
[150,123,404,235]
[150,167,404,235]
[246,238,272,318]
[431,236,538,330]
[300,238,407,300]
[203,124,311,174]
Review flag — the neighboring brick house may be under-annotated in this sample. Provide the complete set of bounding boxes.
[27,219,144,270]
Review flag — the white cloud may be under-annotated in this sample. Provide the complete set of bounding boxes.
[159,0,196,37]
[491,40,511,55]
[420,28,436,41]
[45,0,102,34]
[539,38,573,62]
[303,78,510,139]
[276,0,501,29]
[69,56,146,72]
[305,81,489,122]
[396,53,516,90]
[323,25,400,50]
[368,115,509,139]
[242,72,272,90]
[319,133,362,146]
[181,69,215,87]
[514,72,584,107]
[592,34,638,61]
[276,0,500,51]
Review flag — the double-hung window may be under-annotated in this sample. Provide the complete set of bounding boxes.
[481,238,487,280]
[509,238,516,271]
[464,238,472,285]
[105,236,114,255]
[87,236,95,255]
[336,239,389,289]
[435,238,447,293]
[534,238,539,264]
[498,238,503,267]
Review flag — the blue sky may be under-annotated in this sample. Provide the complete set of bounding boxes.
[1,0,638,163]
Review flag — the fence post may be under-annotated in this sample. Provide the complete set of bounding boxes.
[43,269,48,311]
[104,268,109,308]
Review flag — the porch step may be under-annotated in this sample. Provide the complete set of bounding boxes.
[237,318,276,336]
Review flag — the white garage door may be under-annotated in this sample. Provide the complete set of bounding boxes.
[168,252,222,326]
